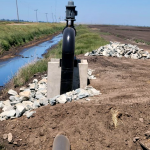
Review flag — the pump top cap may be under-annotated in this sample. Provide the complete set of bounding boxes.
[68,1,74,6]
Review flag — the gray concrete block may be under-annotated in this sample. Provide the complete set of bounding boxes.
[79,60,88,89]
[47,60,61,99]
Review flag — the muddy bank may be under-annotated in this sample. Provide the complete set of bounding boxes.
[0,32,61,62]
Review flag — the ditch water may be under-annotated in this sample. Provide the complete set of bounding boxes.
[0,34,63,88]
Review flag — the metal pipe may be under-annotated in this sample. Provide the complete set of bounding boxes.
[60,27,75,95]
[60,1,77,95]
[52,135,70,150]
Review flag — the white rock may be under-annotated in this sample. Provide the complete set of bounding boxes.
[29,83,36,90]
[56,94,67,104]
[131,53,138,59]
[84,52,89,56]
[20,87,26,92]
[8,133,13,143]
[38,78,47,84]
[8,89,18,96]
[33,79,38,83]
[0,101,3,108]
[15,103,26,117]
[87,88,101,96]
[0,110,16,119]
[25,111,36,118]
[22,101,33,110]
[39,98,48,106]
[19,90,31,99]
[3,100,11,107]
[33,100,40,109]
[2,105,14,112]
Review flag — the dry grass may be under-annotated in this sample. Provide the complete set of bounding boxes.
[111,109,122,128]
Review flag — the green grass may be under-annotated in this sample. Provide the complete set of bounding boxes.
[0,22,64,54]
[134,38,150,45]
[13,25,108,87]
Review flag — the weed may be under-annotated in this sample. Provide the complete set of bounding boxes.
[111,109,122,128]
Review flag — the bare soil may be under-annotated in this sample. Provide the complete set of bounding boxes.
[88,25,150,52]
[0,25,150,150]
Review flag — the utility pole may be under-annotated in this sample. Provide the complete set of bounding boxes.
[45,13,48,22]
[52,13,54,23]
[16,0,19,22]
[34,9,38,22]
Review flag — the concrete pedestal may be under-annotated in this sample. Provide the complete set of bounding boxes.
[47,58,88,99]
[47,59,61,99]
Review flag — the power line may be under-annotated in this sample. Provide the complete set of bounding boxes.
[45,13,48,22]
[16,0,19,22]
[34,9,38,22]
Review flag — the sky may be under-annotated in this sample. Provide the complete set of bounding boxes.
[0,0,150,26]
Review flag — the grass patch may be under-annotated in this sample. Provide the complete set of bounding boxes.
[134,38,150,45]
[0,22,64,55]
[13,25,108,87]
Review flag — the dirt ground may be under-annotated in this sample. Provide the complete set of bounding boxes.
[88,25,150,52]
[0,26,150,150]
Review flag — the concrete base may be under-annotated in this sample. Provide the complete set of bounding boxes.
[79,60,88,89]
[47,59,61,99]
[47,58,88,99]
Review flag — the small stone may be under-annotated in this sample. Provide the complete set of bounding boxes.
[56,94,67,104]
[36,94,46,100]
[85,98,90,101]
[66,97,72,102]
[145,131,150,139]
[0,101,3,108]
[22,101,33,111]
[84,52,89,56]
[78,89,89,99]
[49,95,60,106]
[8,133,13,143]
[8,89,18,96]
[13,141,18,145]
[2,105,14,112]
[38,78,47,84]
[20,87,26,92]
[29,83,36,90]
[19,90,31,100]
[39,98,48,106]
[25,111,36,118]
[9,96,18,102]
[33,79,38,83]
[139,118,144,122]
[133,137,140,143]
[3,134,8,140]
[33,100,40,109]
[15,103,26,117]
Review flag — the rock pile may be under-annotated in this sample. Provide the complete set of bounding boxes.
[85,41,150,59]
[0,71,100,121]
